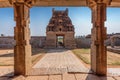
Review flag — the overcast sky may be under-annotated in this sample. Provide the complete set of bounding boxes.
[0,7,120,36]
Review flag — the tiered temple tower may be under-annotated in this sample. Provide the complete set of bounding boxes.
[45,8,76,49]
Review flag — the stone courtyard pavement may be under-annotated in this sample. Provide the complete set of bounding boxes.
[31,49,89,75]
[0,49,120,80]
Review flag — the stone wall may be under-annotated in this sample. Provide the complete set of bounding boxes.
[75,36,120,48]
[0,37,15,48]
[0,36,46,48]
[31,36,46,48]
[1,36,119,49]
[107,47,120,54]
[45,32,56,48]
[75,37,91,48]
[64,32,76,48]
[105,38,120,46]
[46,32,76,49]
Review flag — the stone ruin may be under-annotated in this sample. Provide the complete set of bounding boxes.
[45,8,76,49]
[0,36,46,48]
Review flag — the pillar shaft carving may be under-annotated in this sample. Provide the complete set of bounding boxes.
[87,0,108,75]
[13,1,32,76]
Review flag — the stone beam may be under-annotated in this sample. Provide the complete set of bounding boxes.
[11,0,35,76]
[0,0,120,8]
[87,0,110,76]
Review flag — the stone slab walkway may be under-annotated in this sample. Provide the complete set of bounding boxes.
[30,49,89,75]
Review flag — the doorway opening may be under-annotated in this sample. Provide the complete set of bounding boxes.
[57,35,64,48]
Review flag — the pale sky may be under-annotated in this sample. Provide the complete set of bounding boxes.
[0,7,120,36]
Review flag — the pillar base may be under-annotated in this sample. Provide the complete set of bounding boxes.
[14,45,32,76]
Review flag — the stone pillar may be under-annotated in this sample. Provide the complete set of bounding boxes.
[90,3,107,76]
[13,1,32,76]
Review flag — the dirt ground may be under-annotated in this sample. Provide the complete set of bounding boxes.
[0,48,46,66]
[0,49,13,66]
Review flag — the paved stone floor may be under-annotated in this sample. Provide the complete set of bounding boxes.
[30,49,89,75]
[0,49,120,80]
[0,73,120,80]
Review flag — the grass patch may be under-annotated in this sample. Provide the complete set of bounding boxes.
[0,64,13,66]
[72,49,90,64]
[107,51,120,65]
[32,48,47,64]
[0,62,13,66]
[32,48,47,55]
[0,48,47,66]
[111,62,120,65]
[72,48,120,65]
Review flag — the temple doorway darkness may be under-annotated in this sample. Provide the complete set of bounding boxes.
[56,35,64,48]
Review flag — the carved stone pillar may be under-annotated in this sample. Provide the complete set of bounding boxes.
[9,0,35,76]
[90,3,107,75]
[14,3,31,75]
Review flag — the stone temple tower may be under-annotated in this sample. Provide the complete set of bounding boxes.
[45,8,76,49]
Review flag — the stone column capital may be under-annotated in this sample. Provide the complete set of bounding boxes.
[8,0,36,7]
[90,2,107,24]
[87,0,112,9]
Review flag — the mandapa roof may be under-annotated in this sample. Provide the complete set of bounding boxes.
[0,0,120,8]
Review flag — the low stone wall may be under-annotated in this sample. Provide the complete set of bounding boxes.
[31,36,46,48]
[1,36,119,49]
[107,47,120,54]
[0,37,15,49]
[0,36,46,49]
[75,37,120,48]
[105,38,120,46]
[75,37,91,48]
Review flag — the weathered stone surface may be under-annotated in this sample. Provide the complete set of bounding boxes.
[45,9,76,49]
[0,36,46,48]
[110,35,120,48]
[87,0,108,76]
[13,1,32,76]
[32,49,88,75]
[91,3,107,75]
[0,0,118,77]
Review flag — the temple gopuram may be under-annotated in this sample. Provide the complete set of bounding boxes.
[45,8,76,49]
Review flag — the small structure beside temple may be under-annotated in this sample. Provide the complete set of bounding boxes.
[45,8,76,49]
